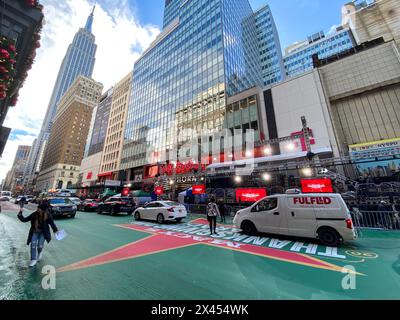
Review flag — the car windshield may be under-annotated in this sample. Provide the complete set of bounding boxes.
[50,199,71,204]
[162,201,181,207]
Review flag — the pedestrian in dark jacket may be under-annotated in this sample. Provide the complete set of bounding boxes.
[18,203,59,267]
[207,198,220,235]
[218,202,226,223]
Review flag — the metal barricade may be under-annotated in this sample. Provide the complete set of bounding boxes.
[351,211,400,230]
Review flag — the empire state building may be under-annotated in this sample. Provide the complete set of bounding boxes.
[24,4,97,187]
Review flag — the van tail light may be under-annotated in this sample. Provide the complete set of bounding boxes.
[167,207,175,212]
[346,219,353,229]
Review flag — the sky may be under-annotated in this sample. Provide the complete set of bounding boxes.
[0,0,347,183]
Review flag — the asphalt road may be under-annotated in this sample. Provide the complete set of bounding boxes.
[1,201,400,300]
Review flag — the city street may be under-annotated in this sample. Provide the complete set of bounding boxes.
[1,202,399,300]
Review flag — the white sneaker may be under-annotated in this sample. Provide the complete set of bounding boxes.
[37,252,43,262]
[29,260,37,267]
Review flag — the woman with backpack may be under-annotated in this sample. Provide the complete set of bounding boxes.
[207,197,220,235]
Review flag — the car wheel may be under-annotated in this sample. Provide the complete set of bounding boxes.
[157,213,165,224]
[127,211,133,216]
[70,214,76,219]
[176,218,183,223]
[318,227,341,247]
[97,207,103,215]
[111,207,118,216]
[241,220,257,235]
[134,212,141,221]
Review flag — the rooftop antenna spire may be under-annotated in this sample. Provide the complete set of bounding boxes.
[84,1,96,32]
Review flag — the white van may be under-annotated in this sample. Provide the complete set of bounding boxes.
[233,189,357,247]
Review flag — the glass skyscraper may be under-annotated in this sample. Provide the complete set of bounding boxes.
[121,0,276,172]
[283,27,356,78]
[254,5,285,87]
[24,5,97,186]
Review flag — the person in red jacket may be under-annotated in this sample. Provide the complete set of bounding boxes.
[18,203,59,267]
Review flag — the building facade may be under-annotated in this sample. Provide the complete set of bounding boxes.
[24,5,97,186]
[99,73,132,180]
[3,145,31,193]
[254,5,285,87]
[36,76,103,191]
[0,0,43,157]
[87,87,113,157]
[121,0,270,180]
[342,0,400,45]
[284,27,356,78]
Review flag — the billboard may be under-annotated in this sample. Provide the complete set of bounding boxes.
[301,178,333,193]
[236,189,267,203]
[192,185,206,195]
[349,138,400,178]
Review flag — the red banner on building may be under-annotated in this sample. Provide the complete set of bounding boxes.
[236,188,267,203]
[86,171,93,180]
[154,186,164,195]
[192,185,206,195]
[301,178,333,193]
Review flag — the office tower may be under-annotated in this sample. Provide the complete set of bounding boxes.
[36,76,103,191]
[254,5,285,87]
[283,27,356,78]
[4,145,31,192]
[121,0,266,173]
[99,72,132,180]
[24,5,97,186]
[87,87,114,157]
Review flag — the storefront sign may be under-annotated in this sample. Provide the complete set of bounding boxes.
[155,186,164,195]
[105,180,121,187]
[301,178,333,193]
[176,175,198,183]
[160,161,206,176]
[192,185,206,195]
[236,188,267,202]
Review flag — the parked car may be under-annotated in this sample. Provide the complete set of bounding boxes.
[233,189,357,247]
[97,196,135,216]
[79,199,100,212]
[0,196,11,202]
[47,197,77,219]
[133,201,187,224]
[69,197,82,206]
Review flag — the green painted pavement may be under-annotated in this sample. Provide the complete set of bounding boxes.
[1,203,399,300]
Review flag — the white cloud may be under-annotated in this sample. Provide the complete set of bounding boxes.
[0,0,160,182]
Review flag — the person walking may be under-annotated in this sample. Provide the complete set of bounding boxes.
[17,203,59,267]
[19,195,27,209]
[207,197,220,235]
[218,201,226,223]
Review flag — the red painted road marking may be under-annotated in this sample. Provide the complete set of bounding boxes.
[58,222,362,275]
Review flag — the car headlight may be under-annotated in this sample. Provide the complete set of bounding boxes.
[72,206,77,210]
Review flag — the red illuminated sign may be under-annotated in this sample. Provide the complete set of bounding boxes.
[159,161,207,176]
[301,178,333,193]
[192,185,206,195]
[154,186,164,195]
[236,189,267,203]
[122,188,130,196]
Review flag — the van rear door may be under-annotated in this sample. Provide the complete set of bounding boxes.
[286,196,318,238]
